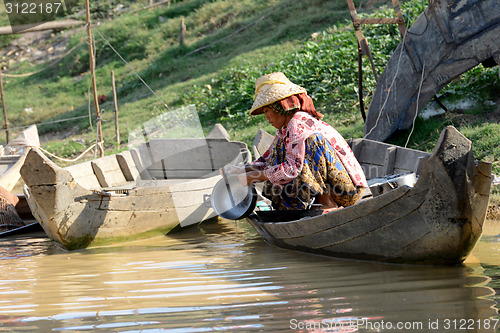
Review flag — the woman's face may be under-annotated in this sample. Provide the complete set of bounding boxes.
[262,106,287,129]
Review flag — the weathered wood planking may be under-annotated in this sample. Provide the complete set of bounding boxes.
[279,187,427,249]
[139,138,248,179]
[140,139,213,174]
[364,0,500,141]
[261,186,411,239]
[350,138,430,179]
[116,150,140,181]
[207,139,249,169]
[91,155,128,188]
[129,148,152,180]
[65,161,102,189]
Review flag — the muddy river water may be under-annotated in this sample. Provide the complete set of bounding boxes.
[0,219,498,332]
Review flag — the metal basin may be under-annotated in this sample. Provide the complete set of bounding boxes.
[369,173,418,196]
[209,174,257,220]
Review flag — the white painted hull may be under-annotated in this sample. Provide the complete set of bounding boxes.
[21,134,250,250]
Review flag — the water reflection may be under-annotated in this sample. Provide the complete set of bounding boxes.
[0,219,498,332]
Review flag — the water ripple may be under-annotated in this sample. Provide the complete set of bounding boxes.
[0,220,497,332]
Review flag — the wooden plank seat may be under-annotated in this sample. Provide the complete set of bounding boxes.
[349,138,430,179]
[65,161,102,190]
[65,152,141,192]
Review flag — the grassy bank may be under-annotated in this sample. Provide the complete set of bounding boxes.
[0,0,498,206]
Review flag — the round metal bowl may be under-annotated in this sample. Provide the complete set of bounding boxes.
[369,173,418,196]
[210,174,257,220]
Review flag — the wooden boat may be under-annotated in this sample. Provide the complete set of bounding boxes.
[0,124,39,192]
[364,0,500,141]
[0,125,39,232]
[245,126,492,265]
[20,124,250,250]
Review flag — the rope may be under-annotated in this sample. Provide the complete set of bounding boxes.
[364,17,409,139]
[184,11,274,57]
[1,130,95,163]
[0,115,90,133]
[39,144,97,162]
[90,23,200,138]
[91,23,170,111]
[405,59,426,148]
[0,121,97,163]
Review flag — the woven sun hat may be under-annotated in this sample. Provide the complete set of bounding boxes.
[250,72,307,115]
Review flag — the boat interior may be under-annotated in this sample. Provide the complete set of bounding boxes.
[252,129,432,205]
[65,138,249,192]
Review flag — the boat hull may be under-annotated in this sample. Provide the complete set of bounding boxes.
[24,182,183,249]
[21,132,249,250]
[246,126,491,265]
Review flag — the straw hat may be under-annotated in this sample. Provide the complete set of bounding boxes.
[250,72,307,115]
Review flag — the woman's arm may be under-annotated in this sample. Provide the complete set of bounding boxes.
[220,160,269,176]
[221,136,276,176]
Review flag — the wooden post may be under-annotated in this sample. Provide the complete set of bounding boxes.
[148,0,153,6]
[179,17,186,46]
[85,0,104,157]
[347,0,407,118]
[0,72,9,143]
[391,0,407,37]
[357,46,366,122]
[111,70,120,144]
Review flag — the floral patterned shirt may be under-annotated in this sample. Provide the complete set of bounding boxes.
[251,112,368,187]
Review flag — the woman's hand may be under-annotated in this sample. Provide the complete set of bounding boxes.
[237,170,268,186]
[220,164,245,176]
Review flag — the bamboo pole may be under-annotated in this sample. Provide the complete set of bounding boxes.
[111,70,120,144]
[0,72,9,143]
[85,0,104,157]
[179,17,185,46]
[0,19,84,36]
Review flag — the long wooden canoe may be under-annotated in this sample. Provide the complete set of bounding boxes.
[20,125,250,250]
[245,126,491,265]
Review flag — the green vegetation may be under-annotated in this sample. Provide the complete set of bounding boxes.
[0,0,498,202]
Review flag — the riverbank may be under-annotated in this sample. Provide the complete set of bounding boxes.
[487,198,500,221]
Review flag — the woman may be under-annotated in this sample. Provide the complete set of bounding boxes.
[225,72,368,212]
